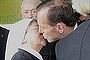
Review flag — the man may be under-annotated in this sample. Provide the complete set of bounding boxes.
[53,0,90,60]
[55,0,90,59]
[37,0,77,44]
[21,0,41,19]
[0,26,9,60]
[37,0,78,60]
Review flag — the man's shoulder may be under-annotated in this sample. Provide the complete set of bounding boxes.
[55,18,90,60]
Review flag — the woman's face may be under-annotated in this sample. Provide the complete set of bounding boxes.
[24,20,46,50]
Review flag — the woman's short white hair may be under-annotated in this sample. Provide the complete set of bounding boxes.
[72,0,90,16]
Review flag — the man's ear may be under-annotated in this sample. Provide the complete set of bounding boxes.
[56,22,65,34]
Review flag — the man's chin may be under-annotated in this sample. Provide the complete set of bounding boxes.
[44,36,54,43]
[47,39,55,43]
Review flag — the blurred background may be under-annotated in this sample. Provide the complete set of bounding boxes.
[0,0,21,24]
[0,0,72,24]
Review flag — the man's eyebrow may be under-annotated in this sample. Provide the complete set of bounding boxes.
[24,10,28,11]
[24,9,36,11]
[31,9,36,10]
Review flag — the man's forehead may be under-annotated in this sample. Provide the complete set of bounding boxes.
[38,19,48,26]
[22,3,37,10]
[37,7,49,23]
[38,7,49,14]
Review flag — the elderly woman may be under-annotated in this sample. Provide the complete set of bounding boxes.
[5,19,46,60]
[10,19,46,60]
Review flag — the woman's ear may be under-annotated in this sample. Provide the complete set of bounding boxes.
[21,33,27,45]
[56,22,65,34]
[21,38,27,45]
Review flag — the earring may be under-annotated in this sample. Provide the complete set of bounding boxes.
[21,39,27,45]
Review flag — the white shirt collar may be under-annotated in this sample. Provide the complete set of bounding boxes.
[73,23,78,30]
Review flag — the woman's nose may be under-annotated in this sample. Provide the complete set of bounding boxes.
[27,11,33,19]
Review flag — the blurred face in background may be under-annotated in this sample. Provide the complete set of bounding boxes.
[21,0,41,19]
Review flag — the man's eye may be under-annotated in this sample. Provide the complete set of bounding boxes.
[33,27,39,30]
[24,11,28,13]
[32,10,36,13]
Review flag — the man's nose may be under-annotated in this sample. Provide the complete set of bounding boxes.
[27,11,33,19]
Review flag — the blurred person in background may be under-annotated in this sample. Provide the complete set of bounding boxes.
[0,25,9,60]
[21,0,41,19]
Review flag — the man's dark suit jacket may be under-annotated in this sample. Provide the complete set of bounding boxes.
[40,40,58,60]
[11,48,40,60]
[55,17,90,60]
[0,27,9,60]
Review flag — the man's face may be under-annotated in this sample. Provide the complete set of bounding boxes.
[21,3,37,19]
[37,8,60,42]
